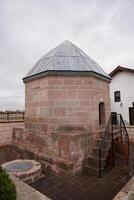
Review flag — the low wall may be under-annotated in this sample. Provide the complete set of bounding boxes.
[12,126,98,175]
[0,122,24,145]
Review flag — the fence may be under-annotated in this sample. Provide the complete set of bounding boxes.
[0,112,25,122]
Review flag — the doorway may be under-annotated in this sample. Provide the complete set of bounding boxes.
[129,107,134,125]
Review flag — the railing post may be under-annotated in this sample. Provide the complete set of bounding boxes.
[111,117,115,167]
[7,112,9,121]
[120,114,130,164]
[23,112,25,121]
[120,114,123,143]
[127,136,130,165]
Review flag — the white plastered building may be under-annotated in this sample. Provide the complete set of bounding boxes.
[110,66,134,125]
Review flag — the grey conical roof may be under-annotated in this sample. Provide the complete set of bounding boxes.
[23,40,110,82]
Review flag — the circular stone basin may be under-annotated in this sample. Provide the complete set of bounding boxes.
[2,159,41,183]
[5,161,33,172]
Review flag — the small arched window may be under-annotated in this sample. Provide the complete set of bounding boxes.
[99,102,105,125]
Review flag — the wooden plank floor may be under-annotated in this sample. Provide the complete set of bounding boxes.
[30,166,130,200]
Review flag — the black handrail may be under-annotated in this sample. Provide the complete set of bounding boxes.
[99,114,113,177]
[111,121,115,168]
[120,114,130,163]
[99,113,129,178]
[99,114,112,149]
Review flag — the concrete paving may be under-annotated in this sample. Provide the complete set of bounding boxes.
[10,174,51,200]
[114,176,134,200]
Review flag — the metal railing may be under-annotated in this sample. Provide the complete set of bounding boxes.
[99,113,129,177]
[0,112,25,122]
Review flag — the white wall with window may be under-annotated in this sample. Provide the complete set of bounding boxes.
[110,70,134,124]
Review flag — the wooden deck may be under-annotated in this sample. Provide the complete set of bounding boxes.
[30,165,130,200]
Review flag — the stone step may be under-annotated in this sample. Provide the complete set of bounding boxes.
[83,156,106,169]
[82,162,108,177]
[93,138,102,146]
[98,140,111,151]
[113,128,120,133]
[113,129,122,139]
[92,147,109,159]
[82,164,100,176]
[94,138,111,147]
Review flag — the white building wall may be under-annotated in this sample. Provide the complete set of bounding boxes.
[110,71,134,124]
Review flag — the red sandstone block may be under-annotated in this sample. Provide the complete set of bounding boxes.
[62,90,67,99]
[40,100,54,107]
[31,80,40,89]
[67,90,77,99]
[47,90,62,99]
[43,85,56,89]
[40,107,53,117]
[32,102,40,107]
[35,107,40,116]
[40,79,48,88]
[60,85,79,90]
[63,79,74,85]
[78,90,90,99]
[40,90,47,99]
[67,112,76,117]
[59,117,88,125]
[81,100,90,106]
[48,79,62,85]
[55,85,61,89]
[80,86,92,89]
[31,92,40,102]
[76,112,89,118]
[54,108,66,117]
[58,138,69,151]
[72,107,88,112]
[54,100,80,107]
[83,79,93,85]
[74,79,82,85]
[42,117,58,124]
[40,124,48,132]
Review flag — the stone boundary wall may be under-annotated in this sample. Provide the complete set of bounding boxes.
[0,122,24,145]
[126,126,134,142]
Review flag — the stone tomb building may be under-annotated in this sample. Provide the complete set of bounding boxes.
[13,41,111,174]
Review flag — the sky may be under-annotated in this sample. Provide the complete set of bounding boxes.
[0,0,134,111]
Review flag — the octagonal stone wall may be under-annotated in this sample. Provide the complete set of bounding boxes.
[13,75,110,174]
[25,76,110,135]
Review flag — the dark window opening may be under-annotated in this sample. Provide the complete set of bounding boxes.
[111,112,117,125]
[114,91,121,102]
[132,102,134,107]
[99,102,105,125]
[129,107,134,125]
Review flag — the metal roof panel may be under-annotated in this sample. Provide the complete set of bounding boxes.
[24,40,110,80]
